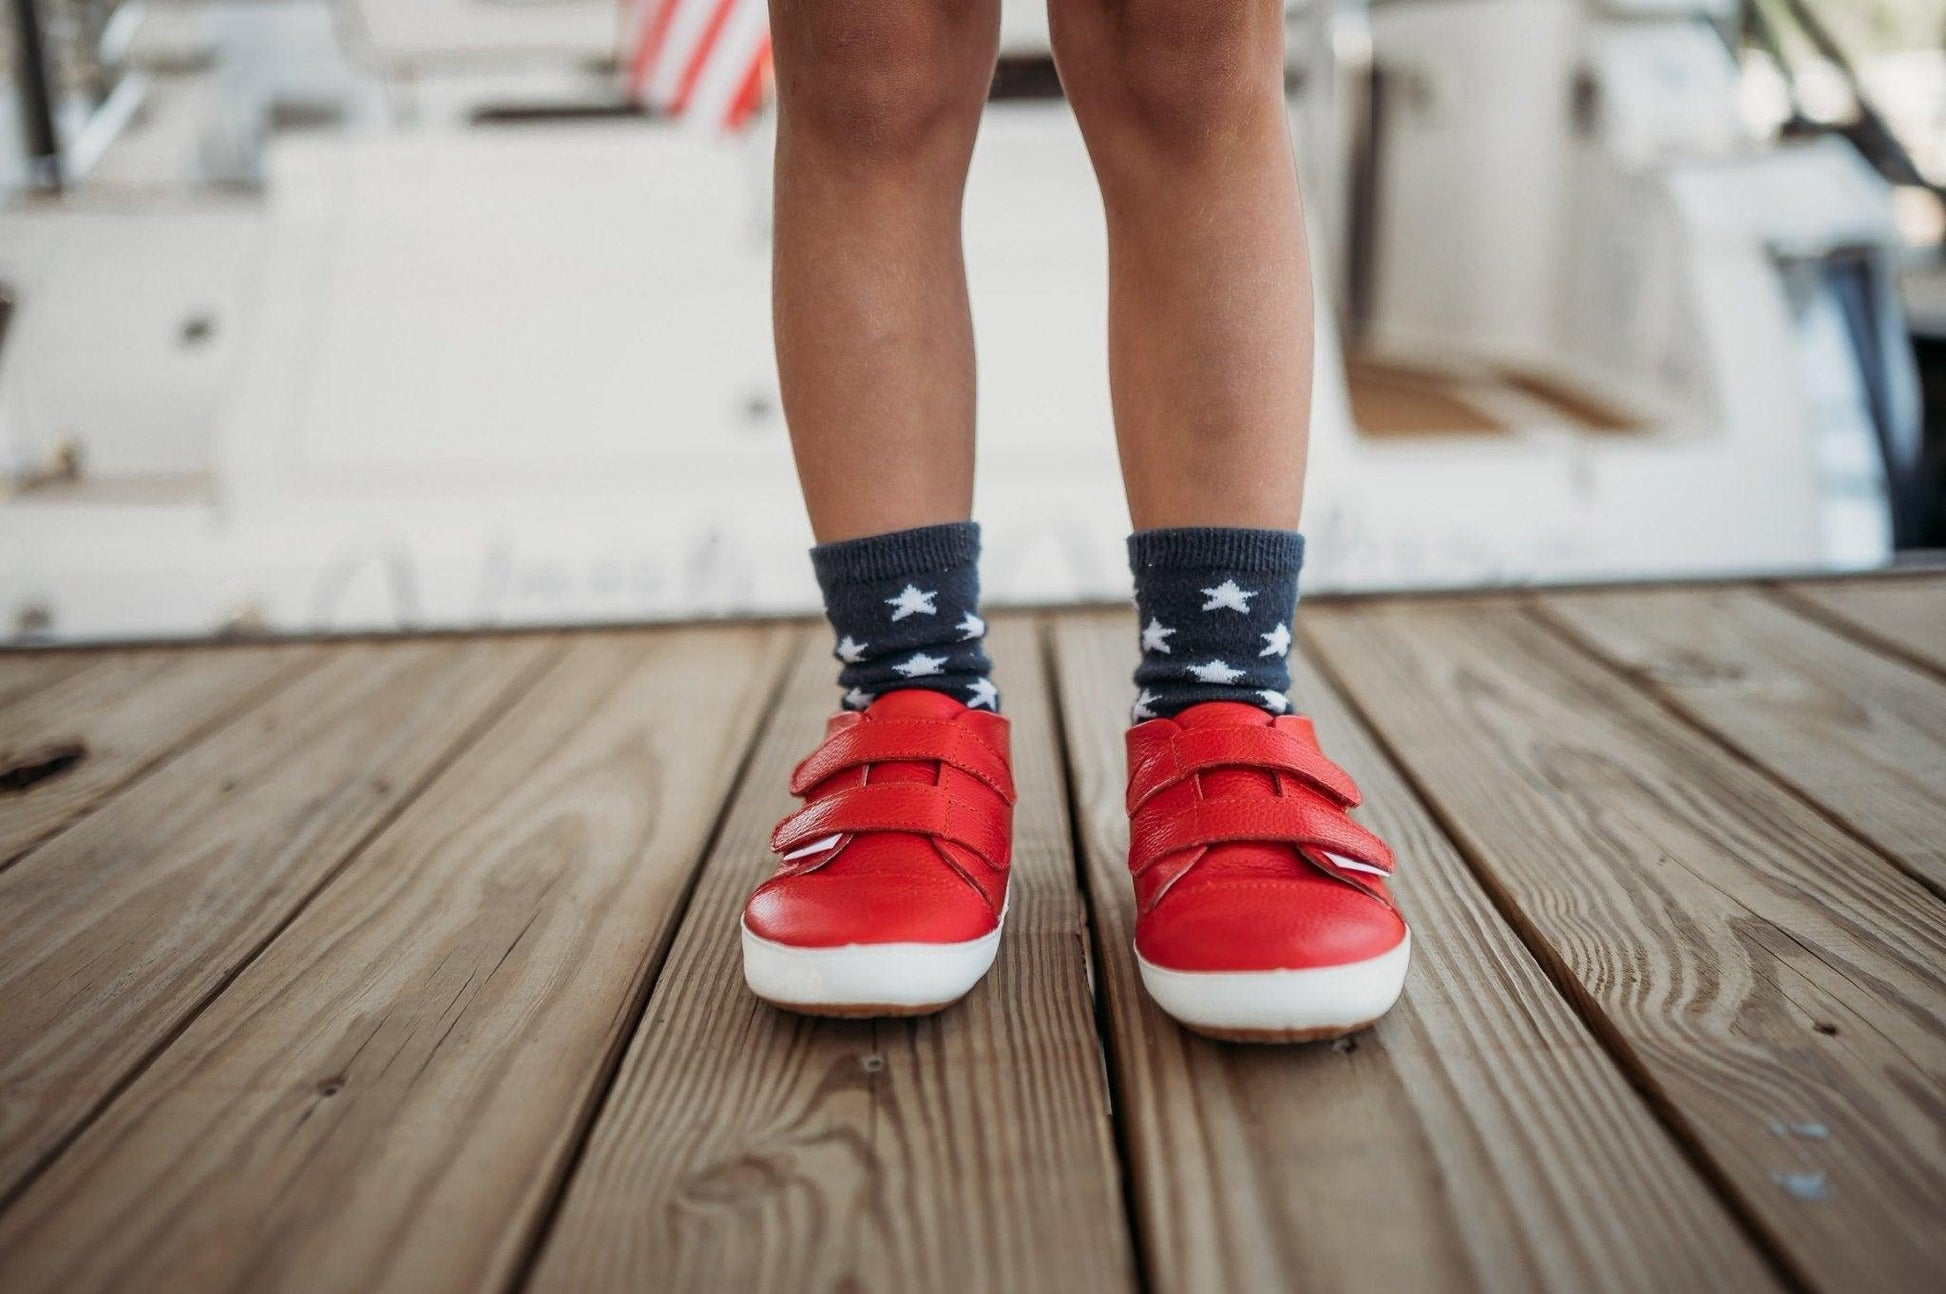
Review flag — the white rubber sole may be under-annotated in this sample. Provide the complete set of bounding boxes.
[1137,930,1412,1043]
[741,918,1004,1017]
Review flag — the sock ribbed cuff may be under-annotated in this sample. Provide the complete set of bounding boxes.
[812,521,982,589]
[1128,526,1305,575]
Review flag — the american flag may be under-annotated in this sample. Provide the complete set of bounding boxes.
[624,0,773,132]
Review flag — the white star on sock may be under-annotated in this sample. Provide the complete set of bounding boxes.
[844,687,873,709]
[956,610,986,640]
[1258,689,1290,712]
[1140,617,1176,654]
[1258,622,1291,658]
[1131,689,1160,722]
[1200,579,1257,613]
[1188,659,1245,684]
[885,584,938,621]
[966,677,999,710]
[835,635,868,663]
[893,651,948,678]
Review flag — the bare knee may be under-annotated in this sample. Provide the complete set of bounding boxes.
[1051,0,1286,162]
[772,0,998,162]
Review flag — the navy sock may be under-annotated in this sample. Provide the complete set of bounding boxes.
[1128,526,1304,723]
[810,521,998,713]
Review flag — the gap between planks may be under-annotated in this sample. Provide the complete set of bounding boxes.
[524,616,1137,1294]
[0,626,791,1294]
[1049,608,1778,1294]
[1767,575,1946,678]
[0,637,563,1215]
[1528,585,1946,900]
[0,643,328,870]
[1302,595,1946,1294]
[498,625,810,1294]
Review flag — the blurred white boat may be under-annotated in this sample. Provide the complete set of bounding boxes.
[0,0,1915,640]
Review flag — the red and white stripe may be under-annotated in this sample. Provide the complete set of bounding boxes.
[624,0,772,132]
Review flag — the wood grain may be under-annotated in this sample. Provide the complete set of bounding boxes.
[1776,575,1946,675]
[0,644,322,868]
[1538,586,1946,896]
[1050,610,1779,1294]
[0,636,553,1207]
[1304,596,1946,1294]
[0,651,94,712]
[0,627,788,1294]
[527,619,1137,1294]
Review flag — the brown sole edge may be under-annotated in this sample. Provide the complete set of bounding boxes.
[1176,1016,1382,1045]
[755,994,967,1019]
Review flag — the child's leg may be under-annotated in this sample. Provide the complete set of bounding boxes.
[1053,0,1312,719]
[772,1,1003,713]
[1051,5,1407,1043]
[1051,0,1311,532]
[745,6,1013,1016]
[771,0,1002,544]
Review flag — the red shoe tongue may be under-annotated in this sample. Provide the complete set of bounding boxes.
[1172,701,1280,797]
[860,688,969,786]
[1172,701,1276,731]
[864,689,970,721]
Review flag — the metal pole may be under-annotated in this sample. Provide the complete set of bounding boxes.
[9,0,62,191]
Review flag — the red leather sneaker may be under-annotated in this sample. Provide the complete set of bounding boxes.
[1125,701,1409,1042]
[742,689,1015,1016]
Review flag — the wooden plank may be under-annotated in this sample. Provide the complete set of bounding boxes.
[1538,586,1946,896]
[527,619,1137,1294]
[0,626,788,1294]
[1777,575,1946,674]
[0,651,94,712]
[0,636,554,1207]
[1304,597,1946,1294]
[1050,610,1779,1294]
[0,644,323,868]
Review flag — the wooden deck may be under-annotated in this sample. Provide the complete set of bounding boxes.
[0,575,1942,1294]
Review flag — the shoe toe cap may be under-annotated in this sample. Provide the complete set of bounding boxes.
[1136,873,1406,973]
[744,840,1001,948]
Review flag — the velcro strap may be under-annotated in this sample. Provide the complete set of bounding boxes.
[1128,796,1393,878]
[771,783,1011,870]
[789,719,1015,802]
[1126,727,1361,814]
